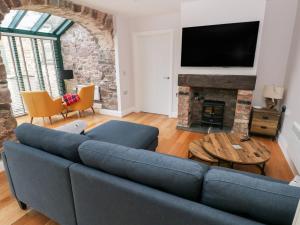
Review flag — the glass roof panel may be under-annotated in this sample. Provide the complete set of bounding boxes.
[0,10,18,28]
[38,15,66,33]
[16,11,43,30]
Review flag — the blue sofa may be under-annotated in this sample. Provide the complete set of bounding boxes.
[2,122,300,225]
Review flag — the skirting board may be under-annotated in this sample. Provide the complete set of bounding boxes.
[170,112,178,118]
[0,160,4,173]
[94,103,136,117]
[121,107,137,116]
[278,134,298,175]
[100,109,123,117]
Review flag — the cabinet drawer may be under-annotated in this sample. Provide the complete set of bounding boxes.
[252,119,279,128]
[253,111,280,122]
[251,124,277,136]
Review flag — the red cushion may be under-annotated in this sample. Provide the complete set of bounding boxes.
[63,94,80,106]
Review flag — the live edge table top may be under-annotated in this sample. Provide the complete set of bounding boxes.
[202,133,271,165]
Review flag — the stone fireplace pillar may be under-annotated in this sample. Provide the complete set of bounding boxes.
[0,56,17,152]
[177,86,192,128]
[232,90,253,134]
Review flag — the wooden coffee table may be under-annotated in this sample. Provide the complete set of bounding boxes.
[189,139,219,164]
[202,133,271,175]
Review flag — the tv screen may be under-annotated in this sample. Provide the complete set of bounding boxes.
[181,21,260,67]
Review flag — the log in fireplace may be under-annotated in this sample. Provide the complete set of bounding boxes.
[201,100,225,128]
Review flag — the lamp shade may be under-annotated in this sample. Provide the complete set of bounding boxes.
[263,85,284,100]
[61,70,74,80]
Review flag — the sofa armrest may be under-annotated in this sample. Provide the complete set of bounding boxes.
[1,152,17,198]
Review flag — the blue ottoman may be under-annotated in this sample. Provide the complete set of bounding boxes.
[85,120,159,151]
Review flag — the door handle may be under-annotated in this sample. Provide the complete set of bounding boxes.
[163,77,170,80]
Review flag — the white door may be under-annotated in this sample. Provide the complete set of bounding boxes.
[134,31,173,116]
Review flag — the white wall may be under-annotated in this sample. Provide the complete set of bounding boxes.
[114,15,135,115]
[130,12,180,116]
[115,0,298,120]
[278,1,300,174]
[255,0,298,106]
[130,13,181,116]
[129,0,267,116]
[180,0,266,76]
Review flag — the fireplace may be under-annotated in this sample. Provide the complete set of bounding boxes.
[177,74,256,134]
[201,100,225,128]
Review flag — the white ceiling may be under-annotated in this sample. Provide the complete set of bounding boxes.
[72,0,188,17]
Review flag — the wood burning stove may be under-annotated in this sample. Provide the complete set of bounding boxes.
[201,100,225,128]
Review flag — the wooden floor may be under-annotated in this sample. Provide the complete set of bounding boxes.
[0,111,294,224]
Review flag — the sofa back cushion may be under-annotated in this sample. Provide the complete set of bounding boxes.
[78,140,209,201]
[201,168,300,225]
[15,123,89,162]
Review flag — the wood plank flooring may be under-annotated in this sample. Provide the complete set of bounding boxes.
[0,112,294,224]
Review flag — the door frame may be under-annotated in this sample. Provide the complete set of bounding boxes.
[132,29,174,117]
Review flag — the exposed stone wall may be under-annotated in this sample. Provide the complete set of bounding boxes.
[0,0,118,150]
[61,23,117,110]
[0,2,17,152]
[0,56,17,152]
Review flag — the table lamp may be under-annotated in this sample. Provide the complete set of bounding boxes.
[263,85,284,110]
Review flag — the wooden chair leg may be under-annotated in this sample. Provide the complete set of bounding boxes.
[91,107,95,114]
[61,113,65,119]
[49,116,52,125]
[30,117,34,124]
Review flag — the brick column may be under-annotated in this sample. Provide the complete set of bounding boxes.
[177,86,192,128]
[0,55,17,152]
[232,90,253,135]
[0,3,17,152]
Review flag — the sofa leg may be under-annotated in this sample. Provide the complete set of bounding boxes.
[91,107,95,114]
[30,117,33,124]
[49,116,52,125]
[18,200,27,210]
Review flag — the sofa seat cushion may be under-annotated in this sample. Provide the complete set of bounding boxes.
[78,140,209,201]
[85,120,159,150]
[15,123,90,162]
[201,168,300,225]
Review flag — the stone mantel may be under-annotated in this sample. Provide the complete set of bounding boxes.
[178,74,257,90]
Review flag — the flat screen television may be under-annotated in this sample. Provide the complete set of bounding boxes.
[181,21,260,67]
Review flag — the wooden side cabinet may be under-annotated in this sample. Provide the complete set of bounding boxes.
[250,108,281,139]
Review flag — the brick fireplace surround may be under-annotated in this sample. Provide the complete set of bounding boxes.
[177,75,257,134]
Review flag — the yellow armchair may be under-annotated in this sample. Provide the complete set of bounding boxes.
[21,91,64,124]
[66,84,95,117]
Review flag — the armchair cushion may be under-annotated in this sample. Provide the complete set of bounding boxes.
[21,91,63,117]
